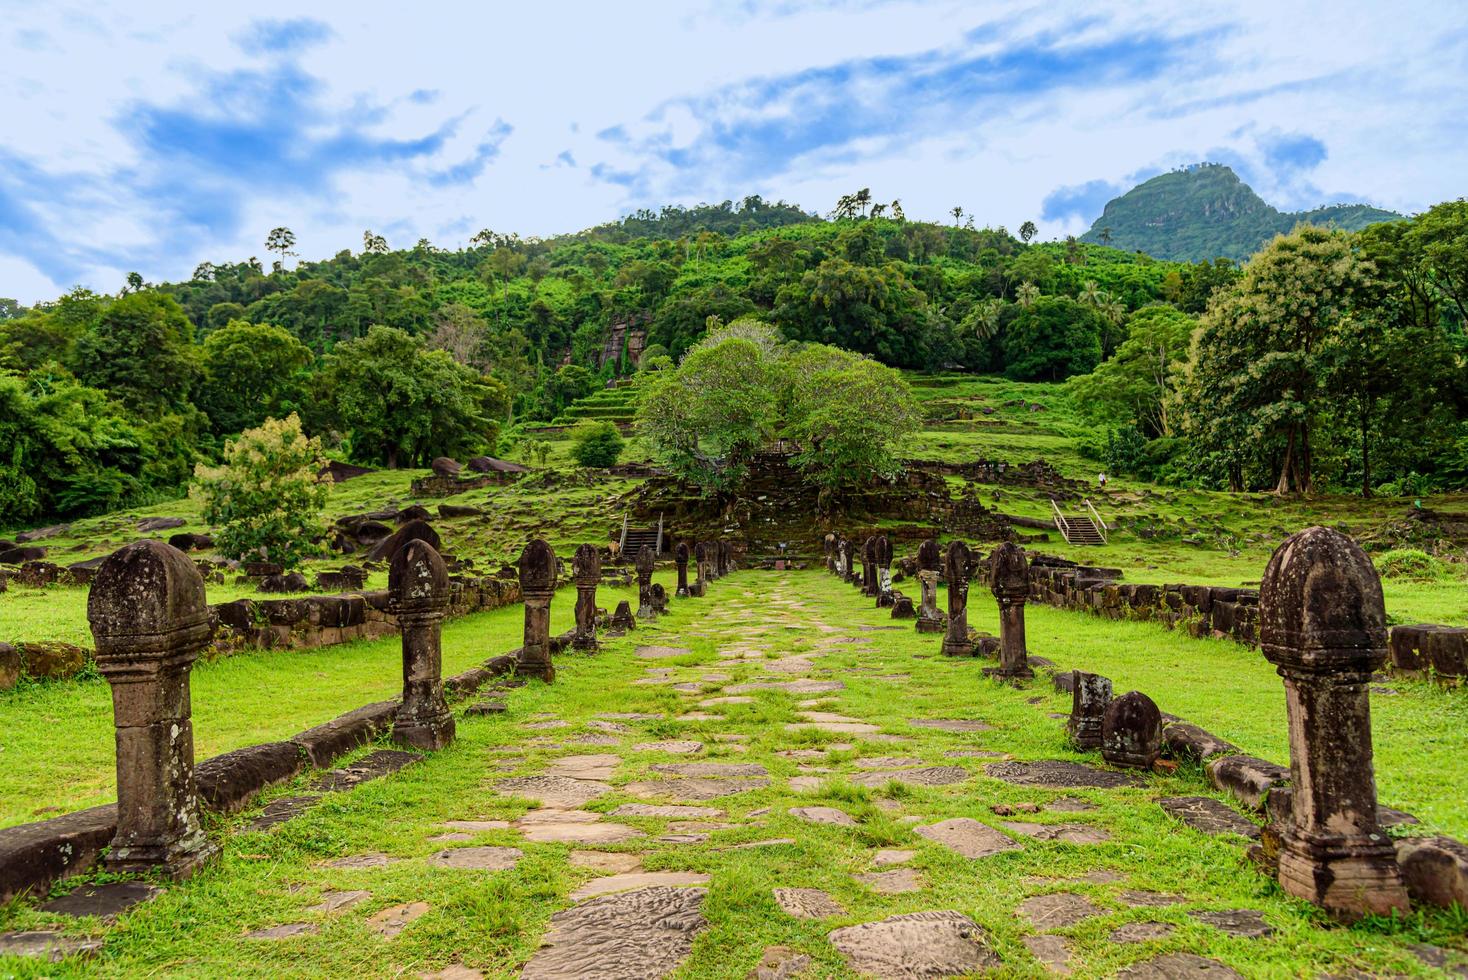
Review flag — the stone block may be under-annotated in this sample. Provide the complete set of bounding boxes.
[0,805,117,904]
[1161,722,1238,761]
[1206,755,1289,810]
[1389,625,1430,671]
[1422,627,1468,679]
[290,700,398,768]
[0,642,20,691]
[1395,836,1468,909]
[17,642,88,681]
[195,742,306,813]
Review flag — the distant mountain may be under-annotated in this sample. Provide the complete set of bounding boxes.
[1079,164,1402,262]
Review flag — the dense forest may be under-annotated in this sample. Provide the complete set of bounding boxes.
[1,192,1465,526]
[1081,164,1402,261]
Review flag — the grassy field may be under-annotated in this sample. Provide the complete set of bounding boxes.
[0,570,1460,977]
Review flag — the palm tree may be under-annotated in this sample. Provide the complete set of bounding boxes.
[1018,220,1037,244]
[1102,298,1127,325]
[854,188,872,218]
[1098,226,1113,246]
[950,206,964,226]
[966,298,1004,341]
[890,199,905,221]
[1079,280,1104,307]
[869,202,887,219]
[1016,282,1040,308]
[834,194,857,220]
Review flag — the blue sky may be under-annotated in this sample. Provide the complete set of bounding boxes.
[2,1,1466,302]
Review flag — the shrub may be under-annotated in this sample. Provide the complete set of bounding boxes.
[191,414,329,567]
[1374,549,1453,581]
[571,421,625,468]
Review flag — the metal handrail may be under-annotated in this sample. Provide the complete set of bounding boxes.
[618,514,629,553]
[1050,499,1073,543]
[1083,498,1109,544]
[655,513,664,554]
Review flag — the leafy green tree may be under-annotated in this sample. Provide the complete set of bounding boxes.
[650,284,755,355]
[197,320,313,435]
[192,414,328,567]
[1067,305,1196,436]
[1182,226,1373,494]
[539,364,596,417]
[323,325,493,468]
[781,349,920,489]
[1018,221,1037,244]
[571,420,625,467]
[266,226,297,270]
[1001,295,1103,381]
[70,292,201,414]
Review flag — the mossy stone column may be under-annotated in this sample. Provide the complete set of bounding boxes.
[875,535,894,608]
[572,543,601,652]
[1260,526,1409,919]
[635,544,657,621]
[985,542,1033,681]
[88,540,218,878]
[518,539,557,683]
[941,539,974,656]
[674,542,690,598]
[915,539,944,633]
[389,539,454,751]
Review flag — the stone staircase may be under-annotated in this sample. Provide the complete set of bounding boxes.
[618,514,664,557]
[1051,499,1107,546]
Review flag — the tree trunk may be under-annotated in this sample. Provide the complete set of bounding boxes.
[1298,424,1312,495]
[1361,396,1372,498]
[1275,427,1297,495]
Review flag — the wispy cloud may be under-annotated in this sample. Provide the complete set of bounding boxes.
[233,17,335,56]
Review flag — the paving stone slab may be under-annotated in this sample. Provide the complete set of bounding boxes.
[773,887,846,919]
[247,794,321,830]
[908,718,994,733]
[306,889,371,914]
[367,901,429,939]
[41,882,163,919]
[797,711,868,724]
[749,945,813,980]
[569,851,643,873]
[1046,797,1097,812]
[1187,909,1273,938]
[1115,953,1243,978]
[873,848,917,866]
[244,922,318,940]
[986,760,1143,789]
[586,720,630,733]
[1023,934,1073,975]
[428,845,523,870]
[700,696,757,706]
[828,910,1000,978]
[650,761,768,778]
[547,754,622,781]
[631,739,704,757]
[1158,797,1261,839]
[732,838,796,849]
[313,749,422,792]
[497,774,612,808]
[790,775,826,793]
[853,757,927,769]
[636,645,693,660]
[0,931,104,961]
[676,712,720,722]
[944,749,1004,759]
[1112,921,1176,942]
[784,721,880,734]
[1019,893,1102,930]
[517,809,601,825]
[597,713,663,720]
[789,806,859,827]
[853,868,924,893]
[852,766,969,788]
[626,776,769,801]
[915,818,1021,859]
[324,852,395,869]
[727,680,845,694]
[443,819,512,831]
[1119,890,1186,907]
[1000,822,1112,844]
[524,720,571,730]
[421,965,483,980]
[519,821,645,845]
[523,885,707,979]
[612,803,726,819]
[568,872,712,902]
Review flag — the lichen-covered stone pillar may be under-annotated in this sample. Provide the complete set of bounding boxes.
[572,543,601,652]
[635,544,657,621]
[1259,526,1409,919]
[517,539,556,683]
[720,540,733,576]
[862,537,877,597]
[675,542,690,598]
[941,540,974,656]
[389,539,455,750]
[875,535,894,608]
[915,539,944,633]
[692,542,708,597]
[985,542,1033,681]
[88,540,218,878]
[1067,671,1112,750]
[824,533,837,575]
[840,538,856,584]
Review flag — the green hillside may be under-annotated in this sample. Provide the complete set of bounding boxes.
[1080,163,1402,261]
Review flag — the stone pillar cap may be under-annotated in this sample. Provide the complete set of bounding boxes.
[389,538,450,614]
[88,540,210,661]
[988,541,1029,596]
[917,539,940,571]
[573,543,602,585]
[1260,526,1388,672]
[519,539,557,596]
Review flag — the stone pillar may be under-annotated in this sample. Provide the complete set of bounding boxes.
[1259,526,1409,919]
[824,534,837,574]
[875,535,894,608]
[862,537,877,597]
[87,540,218,878]
[719,540,732,577]
[389,539,455,751]
[915,539,944,633]
[985,542,1033,681]
[841,539,856,584]
[635,544,657,621]
[517,539,556,683]
[1100,691,1159,769]
[941,540,974,656]
[572,543,601,652]
[675,542,690,598]
[609,600,636,633]
[1067,671,1113,750]
[692,543,708,597]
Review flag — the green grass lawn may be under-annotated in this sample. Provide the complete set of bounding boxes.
[0,570,1459,977]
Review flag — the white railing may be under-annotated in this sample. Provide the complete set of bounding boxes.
[618,514,629,553]
[655,513,664,554]
[1083,498,1109,544]
[1050,499,1073,543]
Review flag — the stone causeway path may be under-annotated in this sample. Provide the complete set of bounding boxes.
[2,569,1460,977]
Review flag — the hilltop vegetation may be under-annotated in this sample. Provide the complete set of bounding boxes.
[1081,164,1402,261]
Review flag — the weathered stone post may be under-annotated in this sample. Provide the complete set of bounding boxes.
[389,539,455,750]
[635,544,657,621]
[1101,691,1160,769]
[675,542,690,598]
[517,539,556,683]
[609,600,636,633]
[1259,526,1409,919]
[692,542,708,597]
[941,540,974,656]
[88,540,218,878]
[915,539,944,633]
[841,538,856,584]
[572,543,601,652]
[1067,672,1113,750]
[824,533,837,574]
[985,542,1033,681]
[862,537,877,597]
[875,535,894,607]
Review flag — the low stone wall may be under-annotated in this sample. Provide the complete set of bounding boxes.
[1026,556,1466,682]
[408,472,519,497]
